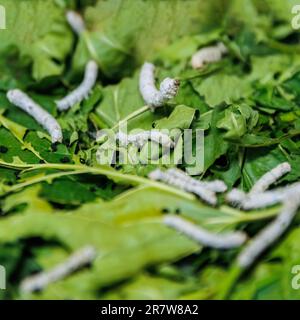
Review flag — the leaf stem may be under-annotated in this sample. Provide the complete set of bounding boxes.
[217,264,243,299]
[222,205,280,220]
[6,170,89,193]
[1,162,194,201]
[111,105,150,131]
[208,205,280,226]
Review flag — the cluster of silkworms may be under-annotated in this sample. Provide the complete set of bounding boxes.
[225,162,300,269]
[139,62,180,110]
[7,7,97,141]
[117,130,174,149]
[7,60,98,143]
[191,42,227,69]
[6,15,182,145]
[5,12,300,278]
[149,168,227,205]
[237,197,300,269]
[20,246,96,293]
[154,162,300,270]
[7,89,63,144]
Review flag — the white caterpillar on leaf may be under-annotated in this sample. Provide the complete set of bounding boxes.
[20,246,96,293]
[149,168,227,205]
[56,60,98,111]
[249,162,291,194]
[191,42,228,69]
[66,10,85,35]
[7,89,63,144]
[164,215,247,249]
[117,130,174,148]
[238,195,300,269]
[167,168,227,193]
[139,62,180,110]
[235,181,300,210]
[226,162,292,209]
[224,162,300,269]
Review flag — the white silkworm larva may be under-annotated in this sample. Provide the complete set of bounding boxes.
[167,168,227,193]
[227,189,284,210]
[241,191,284,210]
[56,60,98,111]
[149,169,217,205]
[227,181,300,210]
[191,42,228,69]
[249,162,291,194]
[242,181,300,210]
[238,196,300,269]
[66,10,86,35]
[226,189,283,210]
[139,62,180,110]
[20,246,96,293]
[117,131,174,148]
[164,215,247,249]
[7,89,63,144]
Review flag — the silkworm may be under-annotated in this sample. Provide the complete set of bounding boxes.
[20,246,96,293]
[191,42,227,69]
[139,62,180,110]
[149,168,217,205]
[249,162,291,194]
[66,10,85,35]
[168,168,227,193]
[56,60,98,111]
[226,188,283,209]
[241,191,284,210]
[238,196,300,269]
[226,162,292,209]
[164,215,247,249]
[7,89,63,143]
[117,130,174,148]
[243,181,300,210]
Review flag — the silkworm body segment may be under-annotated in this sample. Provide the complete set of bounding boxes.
[117,131,174,148]
[238,197,300,269]
[66,10,85,35]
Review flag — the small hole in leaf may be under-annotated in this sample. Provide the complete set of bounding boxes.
[175,208,181,214]
[215,155,229,169]
[0,146,8,153]
[51,143,58,152]
[60,156,71,163]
